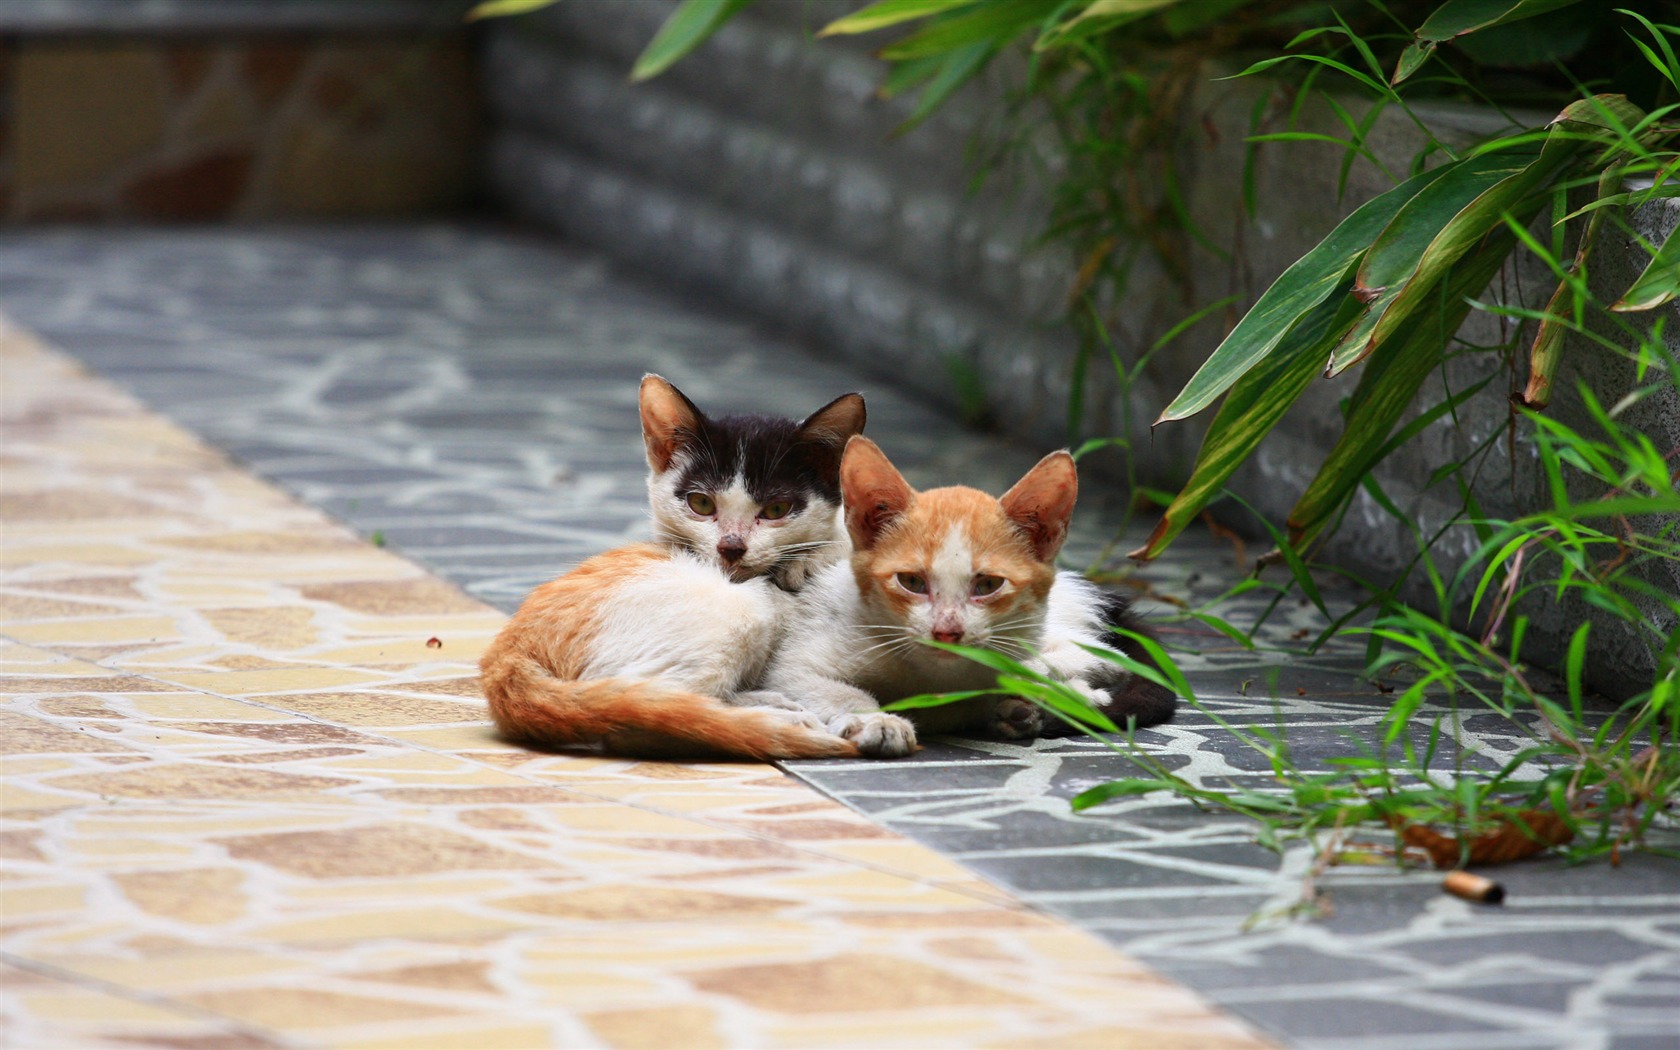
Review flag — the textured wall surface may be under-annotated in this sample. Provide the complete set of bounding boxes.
[0,2,478,221]
[480,0,1678,698]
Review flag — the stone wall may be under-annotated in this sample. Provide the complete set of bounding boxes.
[0,1,479,221]
[483,0,1078,439]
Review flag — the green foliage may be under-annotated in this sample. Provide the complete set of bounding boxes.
[1393,0,1589,84]
[630,0,756,81]
[464,0,560,21]
[890,418,1679,879]
[486,0,1680,888]
[1616,221,1680,312]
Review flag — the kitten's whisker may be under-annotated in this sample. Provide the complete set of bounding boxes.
[776,540,838,553]
[853,637,913,659]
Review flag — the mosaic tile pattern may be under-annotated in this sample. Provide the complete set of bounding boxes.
[0,328,1269,1047]
[1,226,1675,1048]
[0,225,1113,611]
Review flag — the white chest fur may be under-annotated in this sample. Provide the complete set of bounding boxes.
[585,551,790,696]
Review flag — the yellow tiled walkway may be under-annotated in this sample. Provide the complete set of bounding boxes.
[0,327,1271,1047]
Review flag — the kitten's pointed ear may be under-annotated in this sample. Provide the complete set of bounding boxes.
[999,450,1078,561]
[842,436,915,550]
[639,374,704,472]
[796,392,866,447]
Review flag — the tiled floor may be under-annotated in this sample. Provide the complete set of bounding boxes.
[2,225,1676,1049]
[1,326,1268,1047]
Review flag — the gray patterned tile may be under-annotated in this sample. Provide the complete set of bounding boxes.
[1,225,1674,1049]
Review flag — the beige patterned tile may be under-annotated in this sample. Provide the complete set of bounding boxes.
[0,328,1272,1048]
[351,1024,562,1049]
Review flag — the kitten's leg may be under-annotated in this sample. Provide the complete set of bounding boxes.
[989,697,1043,740]
[907,693,1041,741]
[1028,649,1176,736]
[721,690,851,736]
[744,699,832,734]
[765,672,917,758]
[1031,574,1177,734]
[722,689,809,713]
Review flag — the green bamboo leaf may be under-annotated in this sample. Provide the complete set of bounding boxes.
[465,0,559,20]
[878,54,943,98]
[1071,436,1130,461]
[1071,779,1179,810]
[1130,288,1364,561]
[1619,7,1680,94]
[1548,495,1680,520]
[1329,96,1642,377]
[1612,220,1680,312]
[1392,0,1585,84]
[1234,52,1395,99]
[1391,40,1432,84]
[1287,232,1517,548]
[1518,278,1571,409]
[922,640,1055,681]
[1185,610,1256,649]
[1465,530,1537,623]
[1241,496,1331,619]
[1157,163,1452,424]
[1565,182,1680,223]
[884,689,997,710]
[1073,637,1194,703]
[1565,620,1591,717]
[1004,678,1121,732]
[820,0,979,37]
[1034,0,1183,51]
[1384,669,1453,744]
[895,42,992,132]
[1519,162,1622,405]
[631,0,755,82]
[879,0,1060,60]
[1415,0,1585,42]
[1325,151,1537,377]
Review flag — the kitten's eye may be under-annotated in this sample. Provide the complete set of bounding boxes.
[895,572,928,595]
[971,575,1005,597]
[686,492,716,516]
[759,500,793,520]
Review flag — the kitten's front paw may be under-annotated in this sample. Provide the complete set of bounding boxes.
[830,712,918,758]
[989,697,1042,740]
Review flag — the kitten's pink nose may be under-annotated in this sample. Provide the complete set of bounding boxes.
[931,627,964,645]
[717,537,747,565]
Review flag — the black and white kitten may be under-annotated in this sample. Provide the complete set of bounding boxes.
[480,375,871,760]
[641,375,864,590]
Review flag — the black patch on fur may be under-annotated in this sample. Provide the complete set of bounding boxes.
[671,412,844,512]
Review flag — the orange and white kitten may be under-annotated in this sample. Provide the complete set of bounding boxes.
[763,437,1175,757]
[479,376,867,760]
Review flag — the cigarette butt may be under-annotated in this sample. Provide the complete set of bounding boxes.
[1443,870,1504,904]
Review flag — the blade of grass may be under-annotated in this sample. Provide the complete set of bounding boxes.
[631,0,755,81]
[819,0,979,37]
